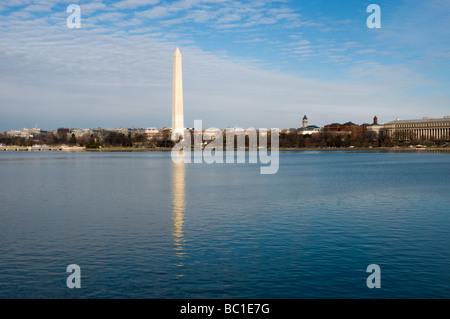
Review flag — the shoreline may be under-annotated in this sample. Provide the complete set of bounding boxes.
[1,146,450,152]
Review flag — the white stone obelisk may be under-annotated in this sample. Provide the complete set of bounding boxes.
[172,47,184,140]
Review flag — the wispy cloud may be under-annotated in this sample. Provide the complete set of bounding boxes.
[0,0,449,131]
[82,2,109,15]
[137,5,172,19]
[114,0,160,10]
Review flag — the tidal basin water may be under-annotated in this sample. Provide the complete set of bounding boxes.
[0,151,449,299]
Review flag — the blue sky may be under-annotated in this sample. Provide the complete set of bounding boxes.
[0,0,449,131]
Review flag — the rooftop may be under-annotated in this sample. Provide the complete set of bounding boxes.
[386,117,450,124]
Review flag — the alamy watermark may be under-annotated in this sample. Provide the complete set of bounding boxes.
[171,120,279,174]
[367,4,381,29]
[66,264,81,288]
[366,264,381,288]
[66,4,81,29]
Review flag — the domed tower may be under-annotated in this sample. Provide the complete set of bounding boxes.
[373,116,378,124]
[302,115,308,128]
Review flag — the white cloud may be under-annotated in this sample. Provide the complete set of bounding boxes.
[234,38,266,43]
[22,4,52,12]
[114,0,160,10]
[0,0,31,7]
[90,12,128,22]
[137,5,171,19]
[185,9,218,23]
[82,2,109,15]
[1,16,444,131]
[131,0,316,31]
[0,0,449,131]
[216,13,241,24]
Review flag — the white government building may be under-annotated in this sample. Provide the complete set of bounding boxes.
[382,116,450,141]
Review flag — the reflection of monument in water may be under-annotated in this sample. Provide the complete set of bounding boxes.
[171,47,187,273]
[172,161,185,269]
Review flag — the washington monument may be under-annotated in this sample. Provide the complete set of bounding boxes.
[172,47,184,139]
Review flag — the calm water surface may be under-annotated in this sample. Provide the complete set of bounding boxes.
[0,151,449,298]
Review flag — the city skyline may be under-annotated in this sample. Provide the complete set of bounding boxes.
[1,0,449,131]
[4,113,450,132]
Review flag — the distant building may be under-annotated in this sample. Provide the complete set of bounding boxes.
[323,121,360,134]
[145,127,160,135]
[128,126,143,134]
[57,128,70,134]
[302,115,308,128]
[71,128,91,137]
[145,127,170,140]
[365,116,383,136]
[382,116,450,141]
[299,115,321,135]
[113,127,128,135]
[7,128,41,138]
[92,127,104,134]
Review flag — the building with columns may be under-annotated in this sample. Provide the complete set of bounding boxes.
[383,117,450,141]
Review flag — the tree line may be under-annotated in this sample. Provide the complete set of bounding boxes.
[0,131,175,148]
[278,129,447,148]
[1,129,447,149]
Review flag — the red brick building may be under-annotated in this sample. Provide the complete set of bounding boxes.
[323,121,361,133]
